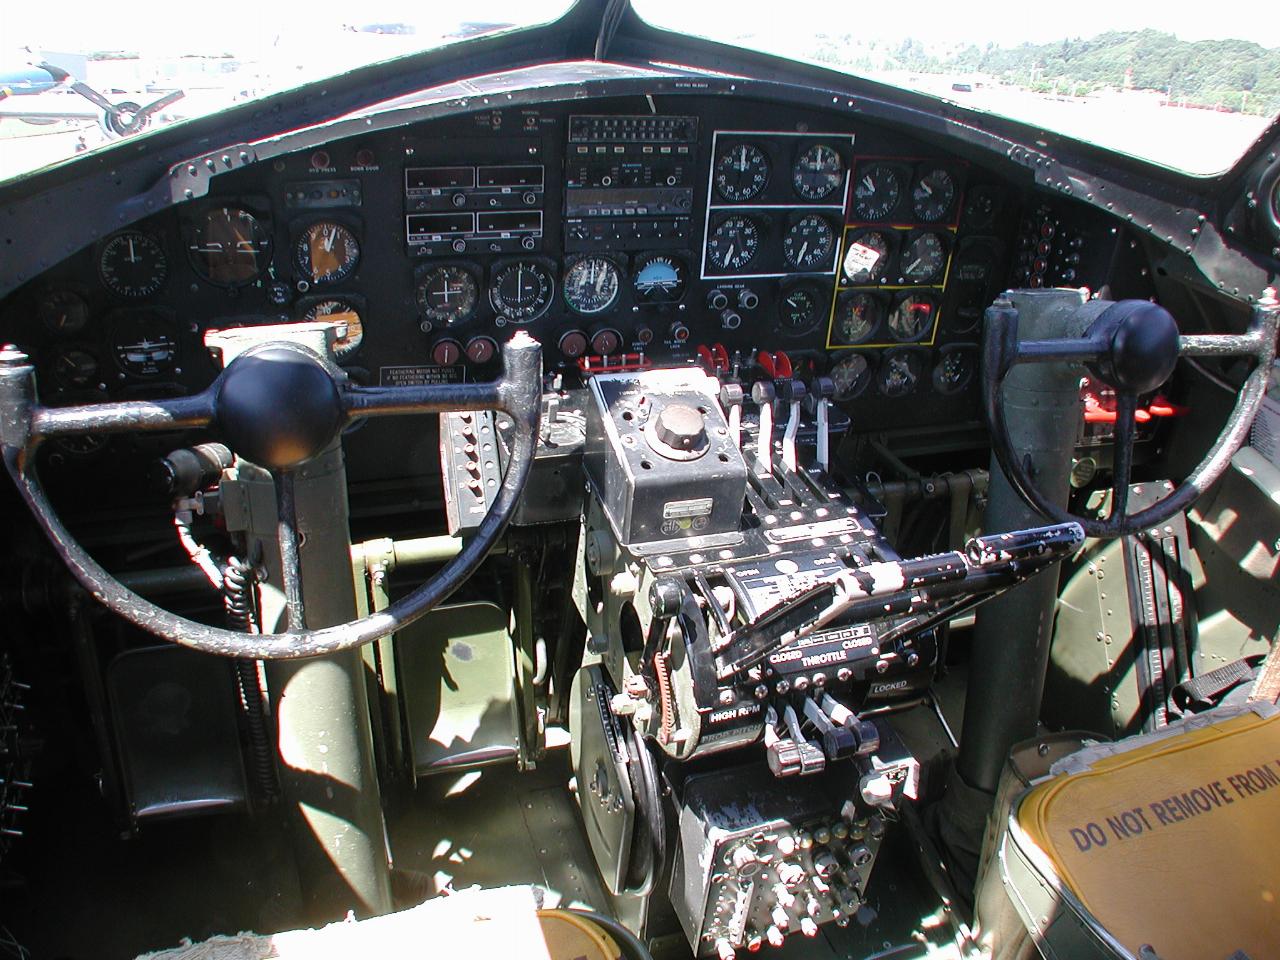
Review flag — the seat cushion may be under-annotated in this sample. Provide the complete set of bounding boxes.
[1017,707,1280,960]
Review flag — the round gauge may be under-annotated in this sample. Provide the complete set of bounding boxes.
[714,143,770,202]
[706,216,761,272]
[852,164,902,222]
[830,354,873,400]
[879,350,924,398]
[416,265,479,325]
[900,233,947,284]
[304,299,364,359]
[632,254,686,303]
[38,289,90,335]
[933,349,975,394]
[782,215,836,270]
[778,286,820,335]
[564,256,621,315]
[52,347,100,389]
[836,292,882,345]
[889,293,938,342]
[188,207,272,285]
[99,232,167,298]
[962,186,1000,231]
[842,230,893,284]
[295,221,360,284]
[111,314,178,377]
[912,168,957,222]
[792,144,844,201]
[489,261,554,323]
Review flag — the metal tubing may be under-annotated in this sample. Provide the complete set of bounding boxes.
[959,288,1104,793]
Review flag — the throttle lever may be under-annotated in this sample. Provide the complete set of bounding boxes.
[750,380,776,478]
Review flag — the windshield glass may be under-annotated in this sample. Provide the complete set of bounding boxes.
[0,0,572,184]
[634,0,1279,176]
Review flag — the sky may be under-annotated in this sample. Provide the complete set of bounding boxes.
[2,0,1276,59]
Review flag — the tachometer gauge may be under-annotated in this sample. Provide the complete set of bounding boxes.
[912,168,957,222]
[792,144,844,201]
[563,256,620,315]
[835,292,882,344]
[111,313,178,377]
[933,348,975,394]
[830,354,873,400]
[879,350,924,397]
[842,230,893,284]
[38,289,90,336]
[188,207,272,286]
[714,143,770,202]
[304,299,364,359]
[99,231,167,298]
[852,164,902,222]
[778,286,820,335]
[52,347,101,389]
[782,215,836,270]
[889,293,938,341]
[900,232,948,284]
[706,215,761,272]
[416,265,479,325]
[489,260,554,323]
[296,221,360,284]
[632,254,686,303]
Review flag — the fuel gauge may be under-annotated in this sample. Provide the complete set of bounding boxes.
[51,347,101,389]
[38,289,90,336]
[830,353,874,400]
[879,349,925,397]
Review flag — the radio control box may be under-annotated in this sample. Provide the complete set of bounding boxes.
[584,368,747,546]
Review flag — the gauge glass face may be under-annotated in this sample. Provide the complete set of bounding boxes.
[912,168,957,222]
[38,290,90,335]
[879,351,924,397]
[99,232,167,298]
[900,233,947,284]
[189,207,272,285]
[296,222,360,284]
[831,354,873,400]
[714,143,770,202]
[563,256,621,314]
[304,299,364,358]
[792,144,843,201]
[933,350,975,394]
[889,294,937,341]
[417,266,478,325]
[52,348,100,389]
[111,314,178,377]
[706,216,760,272]
[489,261,554,322]
[962,186,999,230]
[842,231,892,284]
[782,215,835,270]
[632,254,686,303]
[836,292,882,344]
[778,287,819,335]
[852,164,902,222]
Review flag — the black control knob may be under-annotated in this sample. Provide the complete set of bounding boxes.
[215,347,343,470]
[654,403,706,451]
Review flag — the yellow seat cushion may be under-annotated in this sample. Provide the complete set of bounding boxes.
[1017,708,1280,960]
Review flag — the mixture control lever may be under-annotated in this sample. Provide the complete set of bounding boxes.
[777,378,807,473]
[805,375,835,473]
[719,381,744,451]
[750,380,776,478]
